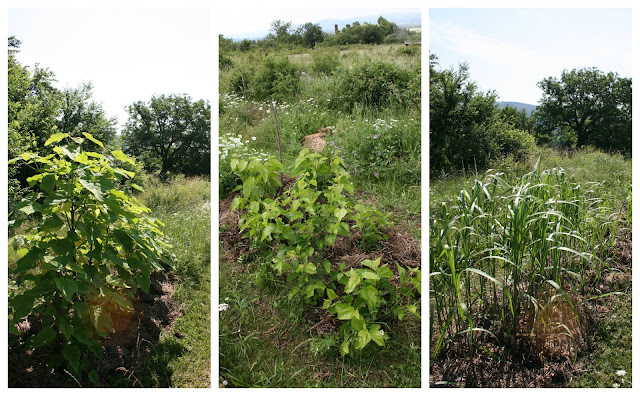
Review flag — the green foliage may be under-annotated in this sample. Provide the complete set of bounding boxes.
[252,56,300,101]
[123,94,211,176]
[337,116,420,185]
[330,60,420,112]
[429,55,498,176]
[310,48,340,75]
[536,67,631,153]
[8,134,172,381]
[229,150,420,356]
[491,121,536,162]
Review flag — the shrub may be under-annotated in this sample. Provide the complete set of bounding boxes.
[252,56,300,101]
[310,48,340,75]
[8,133,172,382]
[330,60,420,112]
[492,122,536,162]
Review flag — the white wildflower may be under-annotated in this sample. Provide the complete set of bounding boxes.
[613,383,620,388]
[616,370,626,376]
[219,303,229,312]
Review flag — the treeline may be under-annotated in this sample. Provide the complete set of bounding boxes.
[8,36,210,210]
[219,16,421,52]
[430,53,632,177]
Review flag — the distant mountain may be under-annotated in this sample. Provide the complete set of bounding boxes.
[227,11,421,41]
[496,101,537,116]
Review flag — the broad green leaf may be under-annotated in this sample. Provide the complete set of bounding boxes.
[303,262,317,274]
[111,150,135,165]
[63,344,81,373]
[344,270,361,294]
[130,183,144,192]
[335,303,360,320]
[334,207,347,221]
[29,326,56,348]
[356,327,372,349]
[112,229,135,252]
[358,285,379,310]
[340,339,351,356]
[44,133,68,146]
[55,278,79,302]
[351,316,365,331]
[18,201,42,215]
[10,293,35,320]
[79,177,111,201]
[398,265,407,284]
[58,318,75,340]
[377,266,394,278]
[88,370,100,385]
[369,324,385,346]
[361,270,380,281]
[361,257,381,270]
[406,304,420,319]
[106,274,130,289]
[326,288,337,300]
[82,132,104,148]
[261,223,275,242]
[42,214,64,233]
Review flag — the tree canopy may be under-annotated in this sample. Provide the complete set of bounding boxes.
[536,67,631,153]
[122,94,211,176]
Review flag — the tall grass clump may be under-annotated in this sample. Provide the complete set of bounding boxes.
[430,158,627,360]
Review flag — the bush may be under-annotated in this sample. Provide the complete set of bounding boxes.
[330,60,420,112]
[252,56,300,101]
[492,122,536,162]
[310,48,340,75]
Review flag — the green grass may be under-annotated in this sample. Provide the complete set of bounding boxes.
[219,253,421,388]
[135,176,211,388]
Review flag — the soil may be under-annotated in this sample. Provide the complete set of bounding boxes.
[8,271,181,387]
[429,227,632,387]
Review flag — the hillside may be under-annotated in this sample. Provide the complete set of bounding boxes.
[496,101,537,116]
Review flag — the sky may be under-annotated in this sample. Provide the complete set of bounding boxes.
[430,8,632,104]
[8,7,212,131]
[216,7,420,40]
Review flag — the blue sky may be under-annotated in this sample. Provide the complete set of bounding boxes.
[430,8,632,104]
[8,7,212,131]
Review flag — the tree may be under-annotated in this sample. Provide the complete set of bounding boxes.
[296,22,324,48]
[430,54,498,175]
[536,67,631,153]
[270,19,294,45]
[58,82,117,147]
[123,94,210,176]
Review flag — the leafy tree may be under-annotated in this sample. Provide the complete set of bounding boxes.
[8,36,61,207]
[430,54,498,175]
[57,82,117,147]
[296,22,324,48]
[123,94,211,176]
[536,67,631,153]
[270,19,294,45]
[499,105,533,132]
